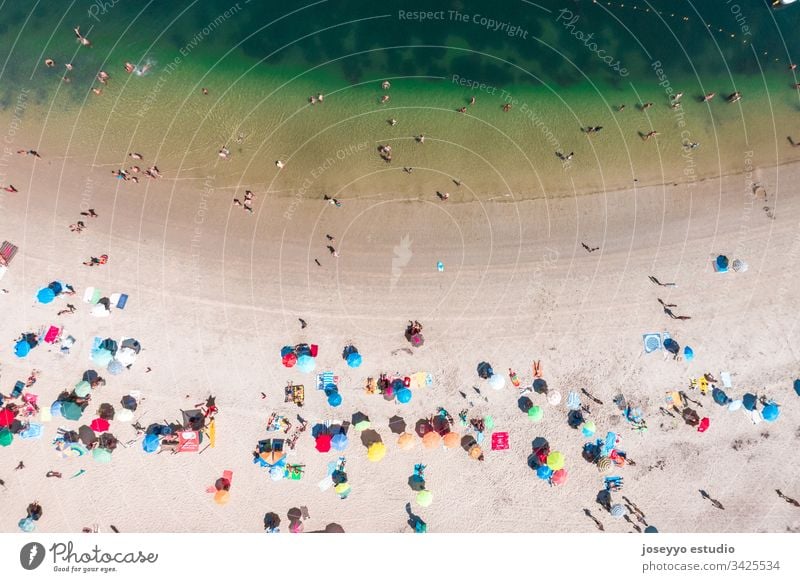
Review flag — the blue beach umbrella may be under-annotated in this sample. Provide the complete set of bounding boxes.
[536,465,553,480]
[712,388,731,406]
[683,346,694,361]
[396,388,412,404]
[107,360,124,375]
[346,352,362,368]
[14,340,30,358]
[142,433,160,453]
[296,355,316,374]
[762,403,780,422]
[794,379,800,398]
[280,345,294,358]
[48,281,63,295]
[742,393,758,411]
[327,391,342,407]
[37,288,56,304]
[715,255,729,272]
[50,401,63,417]
[331,433,349,451]
[91,349,113,367]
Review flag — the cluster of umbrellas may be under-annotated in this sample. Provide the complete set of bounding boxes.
[281,343,317,373]
[583,431,629,474]
[342,345,362,368]
[315,431,349,452]
[91,337,141,375]
[530,441,568,485]
[373,375,414,404]
[35,280,70,304]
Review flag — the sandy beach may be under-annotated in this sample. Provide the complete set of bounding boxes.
[1,145,799,532]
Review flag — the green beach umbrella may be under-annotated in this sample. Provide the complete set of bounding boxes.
[527,406,543,422]
[74,381,91,398]
[484,416,494,430]
[0,428,13,447]
[546,451,565,471]
[92,448,112,463]
[416,490,433,508]
[354,420,371,431]
[61,401,83,421]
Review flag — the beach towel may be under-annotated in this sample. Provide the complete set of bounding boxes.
[44,326,60,344]
[490,432,509,451]
[0,241,18,264]
[720,372,732,389]
[83,287,102,304]
[317,371,337,391]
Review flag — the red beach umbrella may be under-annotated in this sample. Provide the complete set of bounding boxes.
[282,353,297,368]
[0,408,15,427]
[90,418,110,432]
[551,469,568,485]
[315,433,332,453]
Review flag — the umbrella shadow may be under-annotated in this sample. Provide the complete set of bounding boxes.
[388,415,406,434]
[263,512,281,531]
[405,502,424,530]
[82,370,99,383]
[408,474,426,491]
[414,419,433,437]
[287,507,303,522]
[308,523,345,533]
[518,396,533,413]
[311,423,328,438]
[460,435,477,452]
[360,429,382,448]
[351,412,370,426]
[567,410,584,429]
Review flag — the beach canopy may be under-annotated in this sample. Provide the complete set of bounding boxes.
[331,433,349,451]
[488,374,505,390]
[92,447,112,463]
[422,431,441,449]
[443,432,460,449]
[762,403,780,422]
[396,388,412,404]
[14,340,30,358]
[527,405,543,422]
[346,352,362,368]
[551,468,568,485]
[61,401,83,421]
[536,465,553,480]
[546,451,565,470]
[315,434,332,453]
[37,287,56,304]
[327,392,342,407]
[0,428,12,447]
[296,355,316,373]
[397,432,416,450]
[416,490,433,507]
[367,441,386,462]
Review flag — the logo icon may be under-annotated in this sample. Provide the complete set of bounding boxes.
[20,542,46,570]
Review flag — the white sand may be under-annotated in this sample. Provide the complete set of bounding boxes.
[1,154,799,533]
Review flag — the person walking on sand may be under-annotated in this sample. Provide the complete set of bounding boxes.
[74,26,91,46]
[83,254,108,267]
[776,489,800,507]
[69,221,86,233]
[3,185,18,193]
[642,130,659,141]
[17,149,41,158]
[57,304,76,316]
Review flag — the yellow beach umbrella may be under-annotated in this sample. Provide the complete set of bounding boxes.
[546,451,565,471]
[367,441,386,462]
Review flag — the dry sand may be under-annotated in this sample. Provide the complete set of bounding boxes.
[1,153,799,533]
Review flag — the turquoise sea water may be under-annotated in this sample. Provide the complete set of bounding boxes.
[1,1,798,196]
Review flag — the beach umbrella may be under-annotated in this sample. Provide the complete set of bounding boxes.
[18,517,36,532]
[61,401,83,421]
[712,388,730,406]
[794,379,800,398]
[315,433,332,453]
[90,418,110,432]
[416,490,433,507]
[396,388,412,404]
[331,433,349,451]
[335,482,351,497]
[92,447,112,463]
[597,457,612,473]
[664,338,680,355]
[91,349,113,367]
[422,431,441,449]
[469,445,483,460]
[547,390,562,405]
[397,432,416,450]
[116,408,133,422]
[527,406,543,422]
[296,355,316,373]
[20,423,43,439]
[762,403,780,422]
[683,346,694,361]
[566,391,581,410]
[74,381,91,398]
[346,352,362,368]
[269,466,284,481]
[388,415,407,434]
[289,521,304,533]
[37,287,56,304]
[367,442,386,462]
[121,395,138,411]
[610,504,626,519]
[354,420,371,432]
[115,348,137,366]
[98,403,115,420]
[0,428,12,447]
[732,258,748,272]
[410,333,424,347]
[742,393,757,411]
[581,420,597,438]
[142,433,159,453]
[546,451,565,471]
[48,281,63,295]
[50,401,63,418]
[551,468,568,485]
[536,465,553,480]
[78,425,97,445]
[715,255,729,271]
[477,362,493,379]
[728,399,743,412]
[443,432,460,449]
[488,374,505,390]
[107,360,124,375]
[14,340,30,358]
[644,526,659,533]
[214,490,230,505]
[282,352,297,368]
[484,416,495,430]
[0,408,15,427]
[327,392,342,407]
